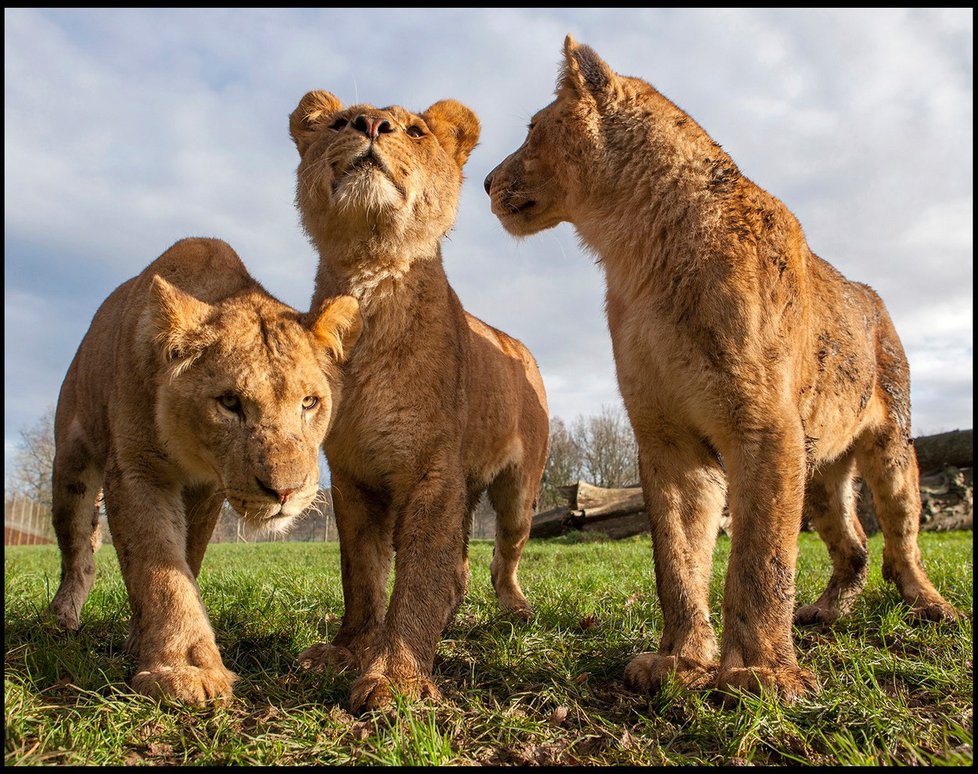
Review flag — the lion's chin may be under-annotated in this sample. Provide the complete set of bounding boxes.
[496,208,562,238]
[226,500,301,536]
[333,168,404,214]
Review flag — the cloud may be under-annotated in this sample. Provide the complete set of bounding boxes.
[3,8,972,480]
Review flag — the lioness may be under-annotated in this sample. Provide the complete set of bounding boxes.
[289,91,550,711]
[49,237,361,704]
[485,36,960,701]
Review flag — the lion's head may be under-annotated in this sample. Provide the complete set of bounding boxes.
[485,35,649,238]
[289,91,480,256]
[146,276,361,530]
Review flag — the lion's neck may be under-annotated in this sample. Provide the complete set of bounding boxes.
[311,237,447,325]
[573,111,738,299]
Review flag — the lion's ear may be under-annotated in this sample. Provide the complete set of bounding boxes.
[148,275,214,363]
[560,34,621,107]
[422,100,481,168]
[308,295,362,363]
[290,90,345,156]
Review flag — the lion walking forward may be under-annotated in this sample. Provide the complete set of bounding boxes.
[485,36,960,701]
[49,237,361,703]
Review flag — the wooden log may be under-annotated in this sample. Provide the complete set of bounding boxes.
[580,510,649,539]
[913,429,973,475]
[577,485,645,519]
[535,479,733,539]
[529,505,579,539]
[536,430,974,541]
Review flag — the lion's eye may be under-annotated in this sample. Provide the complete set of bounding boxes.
[406,125,424,138]
[217,393,242,413]
[329,117,349,131]
[302,396,319,410]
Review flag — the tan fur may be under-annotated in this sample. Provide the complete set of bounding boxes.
[485,36,960,702]
[48,237,361,704]
[289,91,550,712]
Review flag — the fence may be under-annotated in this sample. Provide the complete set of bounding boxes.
[210,489,338,543]
[5,489,500,547]
[5,495,58,546]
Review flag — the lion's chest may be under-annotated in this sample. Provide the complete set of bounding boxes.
[324,332,466,487]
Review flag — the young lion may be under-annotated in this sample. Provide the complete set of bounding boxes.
[49,237,361,704]
[289,92,550,712]
[485,36,960,701]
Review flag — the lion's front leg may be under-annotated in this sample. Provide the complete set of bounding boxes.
[104,469,236,705]
[624,433,726,695]
[348,462,467,713]
[298,472,392,675]
[717,423,819,702]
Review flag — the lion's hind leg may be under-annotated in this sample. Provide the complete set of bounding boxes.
[487,464,534,619]
[854,425,960,622]
[48,427,104,631]
[794,452,869,626]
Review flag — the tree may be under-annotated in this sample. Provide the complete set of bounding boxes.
[7,405,57,507]
[538,416,583,510]
[572,404,639,489]
[537,406,640,510]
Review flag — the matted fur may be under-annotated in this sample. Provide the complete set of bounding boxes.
[289,91,550,712]
[48,237,361,704]
[485,36,960,702]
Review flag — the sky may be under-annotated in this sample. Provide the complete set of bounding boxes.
[4,8,973,483]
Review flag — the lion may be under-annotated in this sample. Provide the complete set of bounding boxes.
[288,91,550,712]
[484,35,961,702]
[48,237,362,704]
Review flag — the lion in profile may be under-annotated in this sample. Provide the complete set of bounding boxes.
[49,237,361,704]
[485,35,960,701]
[289,91,550,712]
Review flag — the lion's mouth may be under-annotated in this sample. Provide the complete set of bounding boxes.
[348,154,380,172]
[331,150,406,201]
[509,199,536,214]
[341,149,388,177]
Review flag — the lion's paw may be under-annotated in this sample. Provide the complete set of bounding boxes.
[349,672,442,714]
[911,599,962,624]
[793,602,839,627]
[624,653,715,695]
[132,664,237,705]
[715,665,819,705]
[297,642,355,672]
[47,597,82,632]
[501,602,535,623]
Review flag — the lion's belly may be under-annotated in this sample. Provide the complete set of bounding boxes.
[607,283,884,465]
[796,325,884,464]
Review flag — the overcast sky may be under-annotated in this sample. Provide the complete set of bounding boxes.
[4,8,973,482]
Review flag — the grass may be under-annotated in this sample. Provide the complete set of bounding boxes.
[4,531,973,766]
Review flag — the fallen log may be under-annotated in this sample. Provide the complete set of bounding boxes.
[528,505,577,539]
[913,429,973,475]
[561,480,645,517]
[532,428,973,540]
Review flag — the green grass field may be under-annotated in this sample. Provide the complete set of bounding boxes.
[4,531,973,766]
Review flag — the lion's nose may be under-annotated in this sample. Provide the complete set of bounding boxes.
[256,477,302,504]
[483,172,494,195]
[352,114,394,139]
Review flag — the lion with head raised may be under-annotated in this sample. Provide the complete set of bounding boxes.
[48,236,361,704]
[485,36,960,702]
[289,91,550,712]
